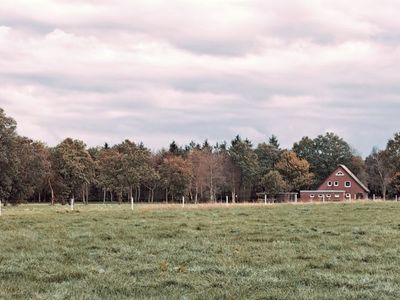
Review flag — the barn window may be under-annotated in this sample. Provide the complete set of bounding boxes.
[310,194,314,198]
[327,181,332,186]
[326,194,331,198]
[346,193,351,198]
[334,181,339,186]
[336,171,344,176]
[334,194,340,198]
[345,181,351,187]
[318,194,323,198]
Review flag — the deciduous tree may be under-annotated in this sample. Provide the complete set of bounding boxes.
[52,138,95,203]
[261,170,288,197]
[293,133,353,185]
[0,108,17,203]
[11,138,51,202]
[276,150,312,191]
[159,155,192,202]
[365,148,392,199]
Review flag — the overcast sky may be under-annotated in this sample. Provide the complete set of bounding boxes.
[0,0,399,156]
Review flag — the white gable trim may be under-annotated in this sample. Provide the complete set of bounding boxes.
[338,165,370,193]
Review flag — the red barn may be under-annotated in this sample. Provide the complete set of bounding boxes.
[300,165,369,202]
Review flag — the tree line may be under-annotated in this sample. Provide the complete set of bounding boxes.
[1,108,400,204]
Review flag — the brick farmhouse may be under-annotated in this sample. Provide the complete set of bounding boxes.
[300,165,369,202]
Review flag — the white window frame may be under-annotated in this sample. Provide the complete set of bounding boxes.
[334,194,340,198]
[334,181,339,186]
[336,171,344,176]
[318,194,323,198]
[346,193,351,198]
[345,181,351,187]
[326,194,331,198]
[310,194,314,198]
[327,181,332,187]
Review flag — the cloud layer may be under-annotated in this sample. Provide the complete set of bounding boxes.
[1,0,399,155]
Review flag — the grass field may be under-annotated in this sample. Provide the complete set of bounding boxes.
[1,202,400,299]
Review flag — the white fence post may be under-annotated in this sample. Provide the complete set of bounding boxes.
[373,194,376,201]
[226,196,228,206]
[131,196,134,211]
[323,194,325,203]
[182,196,185,208]
[264,194,267,205]
[71,197,74,211]
[295,194,298,203]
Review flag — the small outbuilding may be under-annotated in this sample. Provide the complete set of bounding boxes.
[256,192,298,203]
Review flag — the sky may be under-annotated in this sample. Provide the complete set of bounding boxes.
[0,0,399,156]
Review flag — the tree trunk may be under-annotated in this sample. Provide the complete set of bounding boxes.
[129,185,133,202]
[110,191,113,202]
[210,167,214,202]
[86,183,89,204]
[138,185,141,202]
[151,189,154,203]
[38,192,41,203]
[103,188,106,204]
[48,178,55,205]
[383,184,387,201]
[118,190,122,204]
[165,189,168,203]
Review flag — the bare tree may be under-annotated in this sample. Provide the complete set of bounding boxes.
[366,148,392,199]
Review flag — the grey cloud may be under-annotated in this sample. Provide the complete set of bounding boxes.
[2,1,400,156]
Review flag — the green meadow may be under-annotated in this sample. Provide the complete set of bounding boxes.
[0,202,400,299]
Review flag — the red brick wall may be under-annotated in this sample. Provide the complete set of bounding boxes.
[318,166,368,199]
[300,190,345,202]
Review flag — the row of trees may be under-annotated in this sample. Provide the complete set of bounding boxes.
[1,108,400,204]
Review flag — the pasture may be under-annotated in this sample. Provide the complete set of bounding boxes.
[0,202,400,299]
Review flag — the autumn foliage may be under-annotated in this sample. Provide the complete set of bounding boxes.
[1,108,400,203]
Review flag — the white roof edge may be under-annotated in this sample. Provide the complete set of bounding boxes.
[339,164,370,193]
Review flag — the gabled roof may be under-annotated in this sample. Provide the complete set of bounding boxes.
[338,164,370,193]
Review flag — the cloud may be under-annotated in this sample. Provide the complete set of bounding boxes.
[0,1,400,156]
